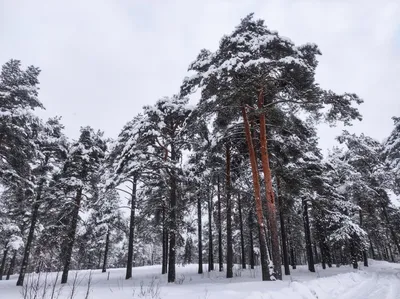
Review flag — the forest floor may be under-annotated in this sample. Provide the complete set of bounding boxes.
[1,259,400,299]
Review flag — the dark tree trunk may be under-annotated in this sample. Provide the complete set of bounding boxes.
[238,193,246,269]
[369,237,376,260]
[208,190,214,271]
[162,205,168,274]
[257,89,282,280]
[276,178,289,275]
[61,187,83,284]
[287,217,297,270]
[242,105,270,281]
[290,246,297,270]
[126,176,137,280]
[217,176,223,272]
[167,145,177,283]
[6,250,17,280]
[302,199,315,272]
[350,239,358,269]
[249,222,255,270]
[225,143,233,279]
[359,210,368,267]
[102,228,110,273]
[320,241,326,270]
[16,184,43,286]
[313,243,319,264]
[197,194,203,274]
[0,247,9,280]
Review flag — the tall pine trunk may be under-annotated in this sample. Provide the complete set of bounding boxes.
[162,205,168,274]
[102,228,110,273]
[359,210,368,267]
[217,176,223,272]
[167,144,177,283]
[208,189,214,271]
[61,187,83,284]
[6,250,17,280]
[16,182,43,286]
[197,194,203,274]
[238,193,246,269]
[257,89,282,280]
[276,178,289,275]
[242,105,270,281]
[249,221,255,269]
[225,143,233,278]
[287,216,297,270]
[302,198,315,272]
[126,176,137,280]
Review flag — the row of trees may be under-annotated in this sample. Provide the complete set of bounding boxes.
[1,14,400,286]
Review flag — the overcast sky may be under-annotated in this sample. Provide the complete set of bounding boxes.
[1,0,399,153]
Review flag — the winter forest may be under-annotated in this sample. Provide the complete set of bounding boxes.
[1,13,400,299]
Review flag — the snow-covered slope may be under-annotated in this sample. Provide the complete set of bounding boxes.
[1,260,399,299]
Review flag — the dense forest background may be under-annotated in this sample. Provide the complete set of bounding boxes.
[1,14,400,287]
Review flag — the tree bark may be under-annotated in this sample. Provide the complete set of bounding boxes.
[242,105,270,281]
[168,144,177,283]
[225,143,233,279]
[217,176,223,272]
[249,218,255,269]
[302,198,315,272]
[126,175,137,280]
[208,188,214,271]
[162,204,168,274]
[238,193,246,269]
[359,210,368,267]
[257,89,282,280]
[61,187,83,284]
[197,194,203,274]
[16,182,43,286]
[6,250,17,280]
[102,228,110,273]
[0,247,9,280]
[276,177,289,275]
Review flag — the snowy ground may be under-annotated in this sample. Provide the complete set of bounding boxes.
[1,260,400,299]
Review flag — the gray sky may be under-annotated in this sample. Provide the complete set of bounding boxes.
[1,0,399,152]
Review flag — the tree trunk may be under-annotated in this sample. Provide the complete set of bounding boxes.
[208,189,214,271]
[61,187,83,284]
[302,198,315,272]
[249,221,255,270]
[6,250,17,280]
[0,247,9,280]
[287,216,297,270]
[350,239,358,269]
[197,194,203,274]
[217,176,223,272]
[225,143,233,279]
[369,237,376,260]
[162,204,168,274]
[16,183,43,286]
[359,210,368,267]
[257,89,282,280]
[276,178,289,275]
[126,175,137,280]
[168,145,177,283]
[242,105,270,281]
[102,228,110,273]
[238,193,246,269]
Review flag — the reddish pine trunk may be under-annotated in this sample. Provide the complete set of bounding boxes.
[257,89,282,280]
[242,105,270,281]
